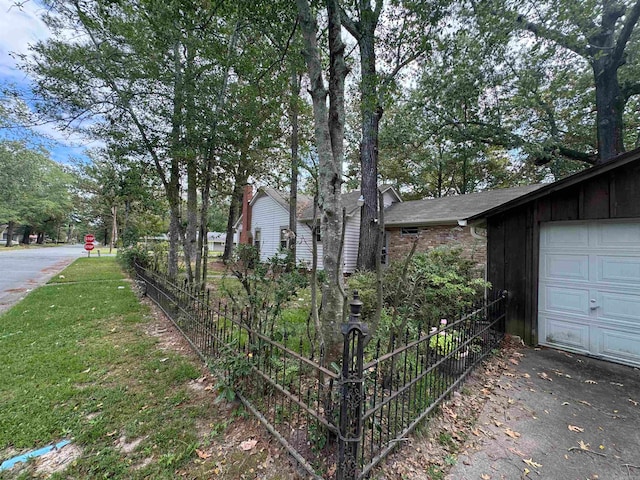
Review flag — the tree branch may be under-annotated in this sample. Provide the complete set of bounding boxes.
[622,81,640,100]
[339,6,361,40]
[515,14,588,58]
[612,0,640,65]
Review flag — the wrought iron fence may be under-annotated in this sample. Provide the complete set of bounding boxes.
[134,263,506,480]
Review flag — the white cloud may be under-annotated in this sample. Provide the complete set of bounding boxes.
[0,1,50,82]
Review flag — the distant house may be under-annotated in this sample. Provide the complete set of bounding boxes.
[207,231,236,252]
[0,224,20,245]
[234,184,544,274]
[235,184,401,273]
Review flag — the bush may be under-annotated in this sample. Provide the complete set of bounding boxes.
[350,246,489,342]
[117,244,152,271]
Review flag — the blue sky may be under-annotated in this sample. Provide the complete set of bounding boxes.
[0,0,94,164]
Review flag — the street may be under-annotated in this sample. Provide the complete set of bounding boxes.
[0,246,87,314]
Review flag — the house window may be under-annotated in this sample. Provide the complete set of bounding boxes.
[314,225,321,242]
[280,227,289,249]
[401,227,419,236]
[254,229,261,253]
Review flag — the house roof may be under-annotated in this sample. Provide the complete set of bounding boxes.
[467,147,640,222]
[298,184,401,221]
[384,184,546,227]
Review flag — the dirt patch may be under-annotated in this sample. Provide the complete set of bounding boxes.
[34,443,83,477]
[115,435,146,454]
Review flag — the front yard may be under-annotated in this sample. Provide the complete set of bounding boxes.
[0,257,298,479]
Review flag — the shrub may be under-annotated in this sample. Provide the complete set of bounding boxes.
[117,244,152,271]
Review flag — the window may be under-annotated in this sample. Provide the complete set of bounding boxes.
[401,227,419,236]
[314,225,321,242]
[280,227,289,249]
[253,229,261,253]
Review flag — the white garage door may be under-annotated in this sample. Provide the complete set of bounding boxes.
[538,220,640,367]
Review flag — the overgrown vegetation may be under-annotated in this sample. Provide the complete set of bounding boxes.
[348,246,489,348]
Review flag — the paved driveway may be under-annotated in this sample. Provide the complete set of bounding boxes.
[448,347,640,480]
[0,246,86,314]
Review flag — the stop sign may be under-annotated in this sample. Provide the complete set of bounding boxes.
[84,243,95,251]
[84,234,95,243]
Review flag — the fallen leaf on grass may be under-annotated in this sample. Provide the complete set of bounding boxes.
[196,449,212,459]
[523,458,542,468]
[629,398,638,406]
[537,372,552,381]
[240,439,258,451]
[568,425,584,433]
[481,474,491,479]
[509,358,520,365]
[579,440,590,450]
[508,447,526,457]
[504,428,520,439]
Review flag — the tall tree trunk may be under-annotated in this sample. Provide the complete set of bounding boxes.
[356,22,382,272]
[223,176,245,262]
[297,0,347,363]
[289,70,300,262]
[22,226,31,244]
[168,213,179,278]
[594,60,625,163]
[5,221,15,247]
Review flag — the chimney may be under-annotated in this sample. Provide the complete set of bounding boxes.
[240,184,253,244]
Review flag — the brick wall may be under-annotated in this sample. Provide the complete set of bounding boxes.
[386,224,487,268]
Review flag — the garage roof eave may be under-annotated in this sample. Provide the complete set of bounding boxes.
[467,148,640,222]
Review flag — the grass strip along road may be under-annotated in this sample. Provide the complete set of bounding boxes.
[0,257,291,480]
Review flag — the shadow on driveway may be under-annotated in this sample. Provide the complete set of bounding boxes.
[447,347,640,480]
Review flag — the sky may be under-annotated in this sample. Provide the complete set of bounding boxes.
[0,0,94,164]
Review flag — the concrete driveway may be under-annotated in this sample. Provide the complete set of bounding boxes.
[0,246,86,314]
[448,347,640,480]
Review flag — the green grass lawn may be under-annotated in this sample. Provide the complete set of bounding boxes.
[0,257,292,479]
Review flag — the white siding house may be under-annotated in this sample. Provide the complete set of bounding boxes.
[236,185,401,274]
[239,187,324,269]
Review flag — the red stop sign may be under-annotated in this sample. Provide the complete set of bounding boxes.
[84,243,95,251]
[85,234,95,243]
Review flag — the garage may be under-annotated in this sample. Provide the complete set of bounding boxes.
[468,147,640,368]
[538,220,640,367]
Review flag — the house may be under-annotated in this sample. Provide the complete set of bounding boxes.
[236,184,402,273]
[467,147,640,368]
[0,224,21,245]
[235,183,545,275]
[383,185,545,270]
[207,232,235,252]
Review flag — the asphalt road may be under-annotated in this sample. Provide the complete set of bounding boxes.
[0,245,88,314]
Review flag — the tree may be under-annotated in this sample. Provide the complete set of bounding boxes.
[474,0,640,164]
[338,0,448,270]
[297,0,348,361]
[0,141,74,246]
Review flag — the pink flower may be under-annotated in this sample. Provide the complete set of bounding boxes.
[440,319,447,326]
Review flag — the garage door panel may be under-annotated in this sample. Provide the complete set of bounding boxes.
[540,316,590,352]
[597,291,640,324]
[595,328,640,367]
[543,254,589,282]
[542,223,589,248]
[539,221,640,368]
[595,222,640,248]
[542,286,590,316]
[597,256,640,285]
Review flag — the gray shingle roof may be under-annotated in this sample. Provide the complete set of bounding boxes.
[384,184,545,226]
[298,184,399,221]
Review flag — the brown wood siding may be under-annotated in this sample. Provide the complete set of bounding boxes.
[486,159,640,345]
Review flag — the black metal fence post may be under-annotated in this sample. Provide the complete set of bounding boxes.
[337,291,368,480]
